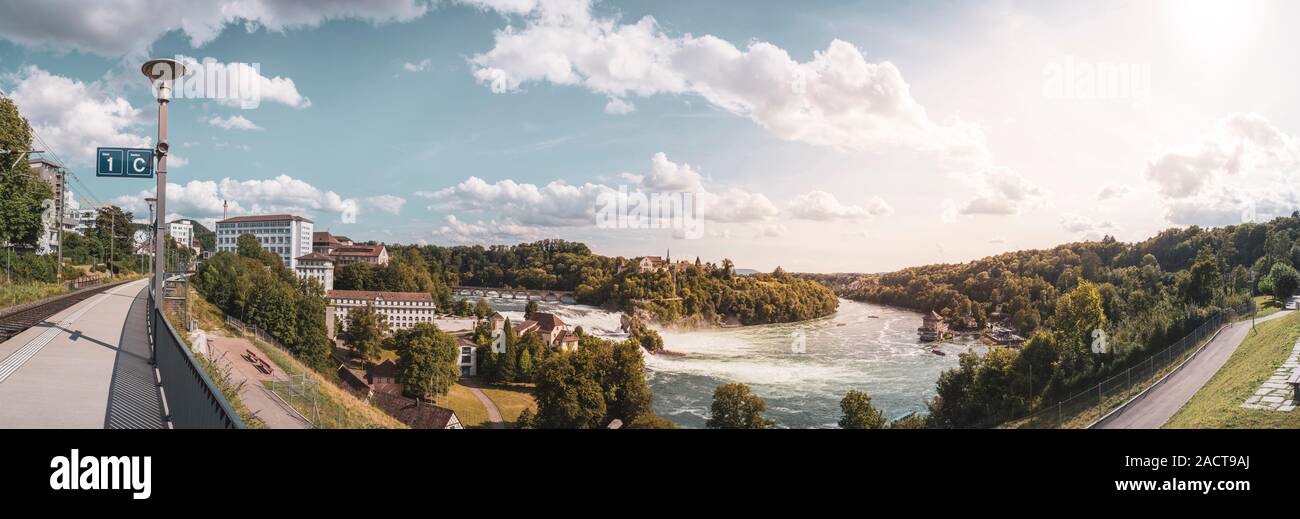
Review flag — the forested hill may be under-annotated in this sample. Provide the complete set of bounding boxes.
[804,215,1300,427]
[336,240,838,326]
[807,216,1300,334]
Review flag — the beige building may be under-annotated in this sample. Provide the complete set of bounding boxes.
[295,252,335,290]
[327,289,435,337]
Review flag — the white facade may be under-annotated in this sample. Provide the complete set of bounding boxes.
[73,209,97,235]
[214,214,314,269]
[326,290,436,336]
[168,221,193,249]
[295,253,335,290]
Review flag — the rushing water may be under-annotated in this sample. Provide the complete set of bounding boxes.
[462,296,986,429]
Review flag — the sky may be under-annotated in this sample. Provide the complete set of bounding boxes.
[1,0,1298,273]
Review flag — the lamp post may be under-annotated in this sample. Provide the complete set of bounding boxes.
[145,197,156,278]
[141,59,185,300]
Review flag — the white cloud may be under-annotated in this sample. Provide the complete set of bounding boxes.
[1145,113,1300,200]
[207,115,264,131]
[403,59,432,72]
[421,152,777,226]
[111,174,360,224]
[468,0,988,157]
[364,195,407,214]
[0,0,429,57]
[604,97,635,115]
[957,168,1047,216]
[431,214,539,244]
[1097,184,1131,201]
[1060,214,1115,234]
[6,66,150,165]
[755,223,787,238]
[177,57,312,109]
[1142,114,1300,226]
[787,190,892,221]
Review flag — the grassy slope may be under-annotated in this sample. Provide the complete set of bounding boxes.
[0,282,68,310]
[1165,310,1300,428]
[188,287,407,429]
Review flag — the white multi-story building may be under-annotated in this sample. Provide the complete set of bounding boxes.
[73,209,98,235]
[168,220,193,249]
[214,214,314,269]
[325,290,436,337]
[295,252,335,290]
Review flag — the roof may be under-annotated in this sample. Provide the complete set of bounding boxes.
[642,256,663,262]
[370,392,459,429]
[561,333,578,342]
[326,290,434,302]
[218,214,314,224]
[295,252,334,262]
[513,320,539,333]
[489,311,505,320]
[312,231,333,242]
[330,245,386,257]
[458,337,477,347]
[368,359,399,380]
[529,312,566,332]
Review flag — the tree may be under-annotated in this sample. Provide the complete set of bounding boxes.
[706,383,773,429]
[1269,262,1300,300]
[341,302,388,364]
[1181,246,1221,305]
[236,233,280,266]
[335,262,373,290]
[0,96,52,248]
[392,323,460,400]
[532,354,606,428]
[838,390,887,429]
[93,206,134,272]
[474,298,492,320]
[525,300,539,315]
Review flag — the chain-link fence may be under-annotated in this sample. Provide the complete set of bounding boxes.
[265,373,358,429]
[1009,302,1251,428]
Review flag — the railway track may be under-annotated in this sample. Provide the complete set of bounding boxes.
[0,279,135,343]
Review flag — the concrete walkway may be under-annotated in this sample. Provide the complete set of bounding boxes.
[1098,308,1294,429]
[467,386,505,429]
[0,279,163,428]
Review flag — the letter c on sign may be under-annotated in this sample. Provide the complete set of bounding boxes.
[133,157,146,173]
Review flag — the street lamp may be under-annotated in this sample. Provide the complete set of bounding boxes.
[145,197,156,277]
[141,59,186,300]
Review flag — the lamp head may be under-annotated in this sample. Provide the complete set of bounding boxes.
[141,59,187,101]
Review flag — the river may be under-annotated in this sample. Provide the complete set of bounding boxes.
[466,296,986,428]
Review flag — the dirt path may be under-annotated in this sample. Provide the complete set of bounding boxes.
[205,332,309,429]
[467,386,505,429]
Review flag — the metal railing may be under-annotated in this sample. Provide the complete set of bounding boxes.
[1006,301,1252,428]
[149,287,245,429]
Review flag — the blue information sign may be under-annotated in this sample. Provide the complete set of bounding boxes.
[96,147,154,178]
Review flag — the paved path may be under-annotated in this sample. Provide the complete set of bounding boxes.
[0,279,162,428]
[467,386,505,429]
[1240,338,1299,412]
[1099,308,1294,429]
[205,333,309,429]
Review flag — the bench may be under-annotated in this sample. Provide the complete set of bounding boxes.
[1288,370,1300,398]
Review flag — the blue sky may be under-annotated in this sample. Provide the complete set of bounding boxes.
[2,0,1299,272]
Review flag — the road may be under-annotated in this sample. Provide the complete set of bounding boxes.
[1097,306,1294,429]
[0,279,163,428]
[467,386,505,429]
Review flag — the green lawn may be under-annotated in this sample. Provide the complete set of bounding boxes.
[1165,310,1300,428]
[434,383,489,427]
[477,384,538,428]
[1251,295,1285,320]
